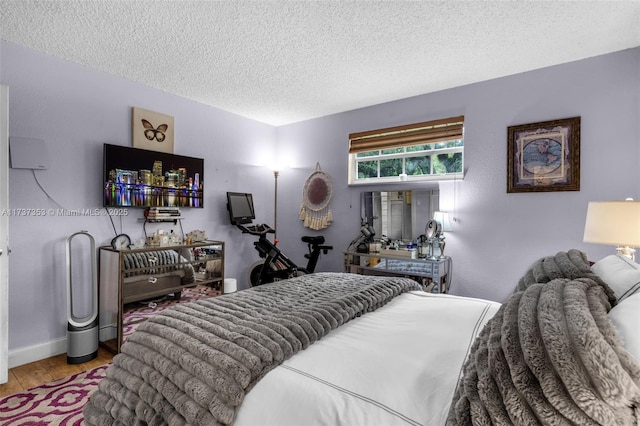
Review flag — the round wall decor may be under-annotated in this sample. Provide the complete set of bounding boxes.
[299,163,333,230]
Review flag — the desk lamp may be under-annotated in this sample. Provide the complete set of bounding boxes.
[583,199,640,261]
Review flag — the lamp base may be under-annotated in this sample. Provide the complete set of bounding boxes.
[616,246,636,262]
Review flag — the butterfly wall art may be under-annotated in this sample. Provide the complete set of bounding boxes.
[132,107,175,153]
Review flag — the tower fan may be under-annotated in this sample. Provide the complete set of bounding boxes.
[66,230,98,364]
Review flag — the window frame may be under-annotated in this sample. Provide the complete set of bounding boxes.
[348,116,464,185]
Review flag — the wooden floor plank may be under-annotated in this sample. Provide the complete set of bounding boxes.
[11,363,53,391]
[0,370,22,398]
[82,348,113,369]
[0,347,114,399]
[42,353,81,380]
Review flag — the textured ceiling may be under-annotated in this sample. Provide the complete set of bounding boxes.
[1,1,639,126]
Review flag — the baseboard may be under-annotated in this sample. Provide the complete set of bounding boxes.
[8,337,67,369]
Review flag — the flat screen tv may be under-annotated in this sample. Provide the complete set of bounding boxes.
[103,143,204,208]
[226,192,255,225]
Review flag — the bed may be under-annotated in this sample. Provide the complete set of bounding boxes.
[83,249,640,425]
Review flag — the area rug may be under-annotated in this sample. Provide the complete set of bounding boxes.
[0,364,107,425]
[123,284,221,338]
[0,285,221,425]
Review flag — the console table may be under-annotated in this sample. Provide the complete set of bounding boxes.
[343,251,452,293]
[99,240,224,353]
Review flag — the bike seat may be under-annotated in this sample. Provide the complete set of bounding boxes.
[302,236,325,245]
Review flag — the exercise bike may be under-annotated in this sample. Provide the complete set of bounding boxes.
[236,223,332,286]
[226,192,333,287]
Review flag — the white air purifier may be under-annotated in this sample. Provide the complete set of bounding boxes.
[66,230,99,364]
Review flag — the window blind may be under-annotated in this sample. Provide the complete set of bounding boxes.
[349,115,464,154]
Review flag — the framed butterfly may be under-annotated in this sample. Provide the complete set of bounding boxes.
[141,119,168,142]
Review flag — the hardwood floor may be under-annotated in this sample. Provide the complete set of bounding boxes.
[0,347,114,398]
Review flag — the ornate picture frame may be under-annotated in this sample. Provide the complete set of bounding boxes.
[507,116,580,193]
[132,107,174,153]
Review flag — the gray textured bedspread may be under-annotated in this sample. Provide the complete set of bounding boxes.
[83,272,422,425]
[447,250,640,425]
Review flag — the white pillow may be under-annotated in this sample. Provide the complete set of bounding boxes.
[608,291,640,363]
[592,254,640,302]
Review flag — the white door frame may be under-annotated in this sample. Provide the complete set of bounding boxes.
[0,85,9,383]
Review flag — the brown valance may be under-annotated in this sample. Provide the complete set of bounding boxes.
[349,115,464,154]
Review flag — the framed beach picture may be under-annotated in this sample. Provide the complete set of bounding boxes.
[132,107,174,153]
[507,116,580,193]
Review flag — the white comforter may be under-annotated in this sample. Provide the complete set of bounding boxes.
[235,291,501,426]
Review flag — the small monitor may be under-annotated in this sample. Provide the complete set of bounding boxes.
[226,192,255,225]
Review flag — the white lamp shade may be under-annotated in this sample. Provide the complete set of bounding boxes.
[583,201,640,247]
[433,211,452,232]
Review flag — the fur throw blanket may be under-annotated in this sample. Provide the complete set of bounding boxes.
[447,250,640,425]
[514,249,616,305]
[83,272,421,425]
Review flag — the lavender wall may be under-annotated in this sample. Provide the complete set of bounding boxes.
[274,47,640,303]
[1,41,276,363]
[1,39,639,365]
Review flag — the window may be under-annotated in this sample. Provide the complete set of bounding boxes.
[348,116,464,184]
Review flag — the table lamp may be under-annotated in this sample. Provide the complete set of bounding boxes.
[583,200,640,261]
[433,211,452,259]
[433,211,452,232]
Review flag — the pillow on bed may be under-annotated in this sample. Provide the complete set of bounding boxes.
[592,254,640,302]
[608,291,640,362]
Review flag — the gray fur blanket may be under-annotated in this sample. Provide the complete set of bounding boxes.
[515,249,615,305]
[448,251,640,425]
[83,272,421,425]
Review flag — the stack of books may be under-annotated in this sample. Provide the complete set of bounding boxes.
[145,207,181,220]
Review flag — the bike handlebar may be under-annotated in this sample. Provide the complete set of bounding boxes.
[237,223,275,236]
